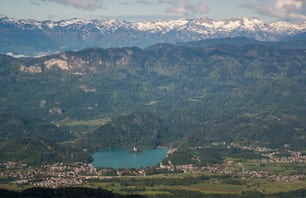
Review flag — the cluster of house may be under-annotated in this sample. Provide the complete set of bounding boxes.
[247,170,304,182]
[159,162,194,173]
[0,162,98,188]
[158,144,305,183]
[0,161,149,188]
[261,151,306,164]
[0,143,305,188]
[34,177,84,188]
[0,161,27,169]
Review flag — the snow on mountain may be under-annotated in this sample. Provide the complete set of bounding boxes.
[130,17,272,35]
[58,18,91,27]
[270,21,306,33]
[133,18,189,33]
[45,21,56,29]
[1,15,306,56]
[1,15,305,37]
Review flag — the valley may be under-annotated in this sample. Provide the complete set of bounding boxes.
[0,142,305,197]
[0,36,306,197]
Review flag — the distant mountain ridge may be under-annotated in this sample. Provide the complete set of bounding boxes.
[1,16,306,56]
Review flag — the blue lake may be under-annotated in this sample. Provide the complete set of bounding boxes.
[91,148,168,169]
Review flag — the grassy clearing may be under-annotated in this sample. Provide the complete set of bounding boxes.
[55,117,111,127]
[137,190,172,196]
[84,182,171,196]
[190,182,242,194]
[85,178,243,195]
[244,163,306,175]
[83,173,306,196]
[0,184,34,191]
[0,184,20,191]
[3,176,304,197]
[256,179,306,194]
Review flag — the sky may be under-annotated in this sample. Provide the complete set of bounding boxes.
[1,0,306,23]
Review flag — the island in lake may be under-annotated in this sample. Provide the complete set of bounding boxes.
[130,146,142,153]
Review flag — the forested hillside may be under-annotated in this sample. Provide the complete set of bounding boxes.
[1,38,306,152]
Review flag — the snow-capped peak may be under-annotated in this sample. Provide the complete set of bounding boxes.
[270,21,306,32]
[1,15,306,54]
[1,15,306,56]
[1,16,306,36]
[133,18,189,33]
[58,18,91,27]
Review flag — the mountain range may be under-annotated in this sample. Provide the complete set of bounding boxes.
[1,16,306,56]
[1,15,306,164]
[1,37,306,153]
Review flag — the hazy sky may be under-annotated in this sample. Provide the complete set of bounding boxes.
[1,0,306,22]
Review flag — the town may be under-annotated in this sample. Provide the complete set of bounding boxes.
[0,143,305,189]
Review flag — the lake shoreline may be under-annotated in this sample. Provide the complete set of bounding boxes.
[91,148,168,169]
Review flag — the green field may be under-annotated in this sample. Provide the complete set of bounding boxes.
[55,117,111,127]
[83,172,306,197]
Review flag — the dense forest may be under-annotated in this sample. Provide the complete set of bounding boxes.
[0,37,306,164]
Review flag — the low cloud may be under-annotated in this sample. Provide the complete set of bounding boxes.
[245,0,306,22]
[136,0,152,5]
[39,0,105,11]
[38,0,209,16]
[113,0,209,17]
[166,0,209,16]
